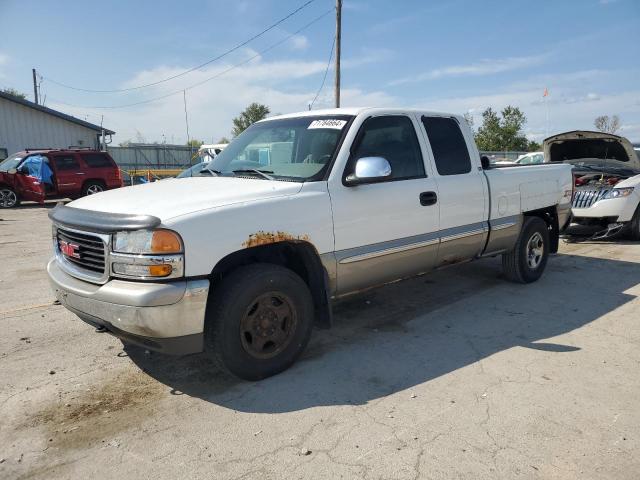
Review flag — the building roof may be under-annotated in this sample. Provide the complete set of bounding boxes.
[0,90,115,135]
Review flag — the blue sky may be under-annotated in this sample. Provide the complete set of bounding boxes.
[1,0,639,143]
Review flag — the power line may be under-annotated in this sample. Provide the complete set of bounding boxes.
[309,35,335,109]
[47,10,333,111]
[41,0,317,94]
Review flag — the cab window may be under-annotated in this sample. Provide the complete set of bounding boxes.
[348,115,425,181]
[422,116,471,176]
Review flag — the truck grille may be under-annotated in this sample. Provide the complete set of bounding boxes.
[56,228,107,275]
[572,188,610,209]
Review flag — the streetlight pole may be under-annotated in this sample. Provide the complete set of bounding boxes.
[334,0,341,108]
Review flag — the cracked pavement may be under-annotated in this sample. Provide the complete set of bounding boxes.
[1,205,639,479]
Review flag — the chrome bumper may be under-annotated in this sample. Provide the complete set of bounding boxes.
[47,258,209,354]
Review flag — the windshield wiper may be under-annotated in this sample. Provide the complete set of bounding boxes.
[232,169,274,180]
[200,167,221,176]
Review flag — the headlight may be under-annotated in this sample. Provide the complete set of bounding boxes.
[113,229,183,254]
[111,229,184,280]
[603,187,635,199]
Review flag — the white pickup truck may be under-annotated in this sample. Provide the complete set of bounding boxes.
[48,108,573,380]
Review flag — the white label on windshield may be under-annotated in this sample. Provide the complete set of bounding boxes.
[308,119,347,130]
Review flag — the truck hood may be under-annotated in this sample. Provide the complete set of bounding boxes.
[67,177,304,221]
[543,130,640,173]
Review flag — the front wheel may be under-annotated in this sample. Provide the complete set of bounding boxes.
[205,263,314,380]
[502,216,550,283]
[0,187,20,208]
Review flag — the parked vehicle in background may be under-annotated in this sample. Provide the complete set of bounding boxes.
[48,107,573,380]
[176,161,215,178]
[197,143,228,162]
[0,149,122,208]
[515,152,544,165]
[544,131,640,239]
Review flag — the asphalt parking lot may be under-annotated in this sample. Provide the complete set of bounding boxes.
[1,204,639,480]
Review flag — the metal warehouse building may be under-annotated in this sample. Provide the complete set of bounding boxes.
[0,91,114,159]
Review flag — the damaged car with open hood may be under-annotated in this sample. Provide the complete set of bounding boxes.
[544,131,640,240]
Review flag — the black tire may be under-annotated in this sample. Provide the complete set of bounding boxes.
[205,263,314,380]
[0,186,20,208]
[82,181,105,196]
[628,204,640,241]
[502,216,550,284]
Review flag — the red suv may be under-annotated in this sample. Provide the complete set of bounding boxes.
[0,149,122,208]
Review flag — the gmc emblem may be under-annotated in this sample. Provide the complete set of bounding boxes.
[59,240,80,259]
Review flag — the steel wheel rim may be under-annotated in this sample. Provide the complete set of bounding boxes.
[240,292,297,360]
[0,189,17,207]
[87,185,103,195]
[526,232,544,269]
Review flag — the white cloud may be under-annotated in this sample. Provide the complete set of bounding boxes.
[289,34,309,50]
[389,54,549,86]
[48,56,396,144]
[418,87,640,142]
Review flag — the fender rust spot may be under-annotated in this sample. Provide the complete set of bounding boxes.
[242,231,310,248]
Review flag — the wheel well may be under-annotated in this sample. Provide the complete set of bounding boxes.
[210,241,332,329]
[83,179,106,189]
[523,206,559,253]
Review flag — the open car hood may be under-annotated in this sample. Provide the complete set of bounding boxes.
[543,131,640,174]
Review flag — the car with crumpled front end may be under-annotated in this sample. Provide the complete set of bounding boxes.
[544,131,640,239]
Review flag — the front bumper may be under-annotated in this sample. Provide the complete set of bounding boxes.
[572,195,639,222]
[47,258,209,355]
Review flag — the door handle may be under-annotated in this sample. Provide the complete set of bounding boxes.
[75,172,86,175]
[419,191,437,206]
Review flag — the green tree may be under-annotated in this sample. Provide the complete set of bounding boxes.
[474,106,530,151]
[217,137,230,144]
[232,103,270,137]
[186,139,204,148]
[527,140,541,152]
[1,87,27,100]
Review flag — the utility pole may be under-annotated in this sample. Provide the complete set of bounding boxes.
[334,0,341,108]
[32,68,39,105]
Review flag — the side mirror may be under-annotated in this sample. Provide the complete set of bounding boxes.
[345,157,392,185]
[480,155,491,170]
[7,168,18,175]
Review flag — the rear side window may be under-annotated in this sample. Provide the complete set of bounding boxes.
[82,153,113,168]
[52,155,80,171]
[422,116,471,175]
[349,115,425,180]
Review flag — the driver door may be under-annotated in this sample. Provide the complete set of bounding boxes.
[328,114,440,295]
[15,155,46,203]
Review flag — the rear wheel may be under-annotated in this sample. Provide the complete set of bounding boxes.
[0,187,19,208]
[205,263,314,380]
[82,181,105,196]
[502,216,550,283]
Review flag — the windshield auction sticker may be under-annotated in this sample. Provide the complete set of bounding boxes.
[308,119,347,130]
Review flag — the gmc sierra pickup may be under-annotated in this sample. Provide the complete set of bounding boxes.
[48,108,573,380]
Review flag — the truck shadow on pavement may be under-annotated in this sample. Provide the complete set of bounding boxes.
[127,253,638,413]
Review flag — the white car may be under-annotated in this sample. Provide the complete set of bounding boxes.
[515,152,545,165]
[48,108,573,380]
[544,131,640,239]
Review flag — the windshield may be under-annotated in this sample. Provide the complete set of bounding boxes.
[177,162,213,178]
[0,153,23,172]
[208,115,352,181]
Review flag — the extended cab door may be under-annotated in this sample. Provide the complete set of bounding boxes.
[49,153,82,196]
[419,116,488,265]
[328,114,440,295]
